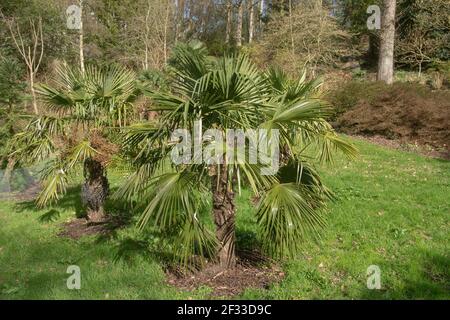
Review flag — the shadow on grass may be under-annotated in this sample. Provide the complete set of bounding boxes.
[112,228,268,271]
[38,209,61,223]
[14,186,84,218]
[3,182,272,294]
[0,227,98,299]
[13,185,135,225]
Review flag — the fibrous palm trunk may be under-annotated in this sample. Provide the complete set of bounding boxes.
[210,164,236,269]
[81,158,109,222]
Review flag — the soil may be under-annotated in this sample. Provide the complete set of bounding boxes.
[58,217,125,240]
[352,135,450,160]
[334,84,450,156]
[58,219,109,239]
[166,250,284,297]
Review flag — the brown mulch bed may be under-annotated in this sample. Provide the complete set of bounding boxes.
[352,134,450,160]
[334,83,450,157]
[166,251,285,297]
[58,217,125,240]
[58,219,111,239]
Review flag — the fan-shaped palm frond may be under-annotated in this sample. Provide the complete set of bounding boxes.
[15,63,138,220]
[256,182,328,258]
[130,170,217,267]
[119,42,357,267]
[36,160,69,207]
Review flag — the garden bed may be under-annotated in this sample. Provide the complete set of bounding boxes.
[330,82,450,156]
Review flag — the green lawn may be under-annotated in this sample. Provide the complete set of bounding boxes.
[0,137,449,299]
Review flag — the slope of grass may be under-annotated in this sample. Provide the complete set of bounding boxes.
[0,137,448,299]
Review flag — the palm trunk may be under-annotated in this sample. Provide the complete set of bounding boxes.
[210,164,236,269]
[82,158,109,222]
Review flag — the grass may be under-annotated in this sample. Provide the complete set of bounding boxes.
[0,137,449,299]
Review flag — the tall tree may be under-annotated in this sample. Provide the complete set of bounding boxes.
[259,0,265,33]
[288,0,294,54]
[3,15,44,114]
[256,1,353,75]
[248,0,255,43]
[225,0,232,44]
[174,0,186,42]
[396,0,450,75]
[378,0,397,84]
[78,0,85,74]
[235,0,244,47]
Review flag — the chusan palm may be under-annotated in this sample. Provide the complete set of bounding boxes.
[117,43,357,269]
[12,63,137,221]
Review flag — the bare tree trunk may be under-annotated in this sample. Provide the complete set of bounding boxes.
[288,0,294,55]
[82,158,109,222]
[4,16,44,114]
[259,0,265,34]
[144,0,151,69]
[173,0,179,42]
[377,0,397,84]
[226,0,232,44]
[79,0,85,74]
[163,1,170,65]
[248,0,254,43]
[29,71,38,115]
[176,0,185,42]
[210,164,236,269]
[235,0,244,47]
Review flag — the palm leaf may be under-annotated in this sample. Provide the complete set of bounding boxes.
[256,183,328,258]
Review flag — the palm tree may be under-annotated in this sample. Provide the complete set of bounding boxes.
[12,64,137,221]
[116,43,357,269]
